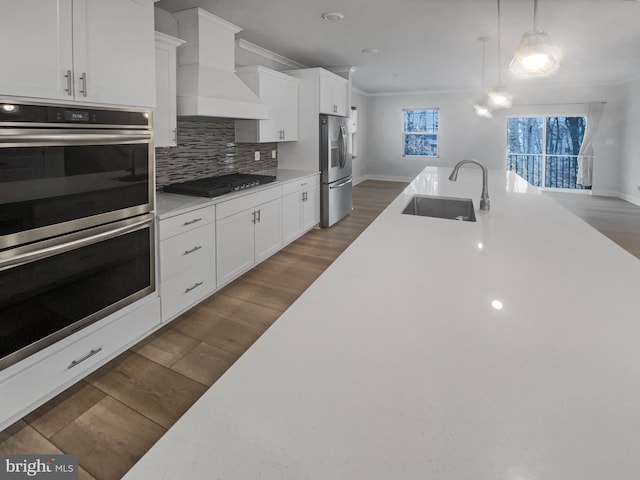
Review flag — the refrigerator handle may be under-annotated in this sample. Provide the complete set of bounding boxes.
[338,125,347,169]
[329,178,353,189]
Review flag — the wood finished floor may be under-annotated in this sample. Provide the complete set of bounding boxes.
[2,184,639,479]
[545,191,640,260]
[0,180,408,480]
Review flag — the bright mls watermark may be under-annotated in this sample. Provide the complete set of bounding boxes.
[0,455,77,480]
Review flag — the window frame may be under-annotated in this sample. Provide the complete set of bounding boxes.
[402,108,439,158]
[506,114,588,190]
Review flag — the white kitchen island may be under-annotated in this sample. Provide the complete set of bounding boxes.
[125,167,640,480]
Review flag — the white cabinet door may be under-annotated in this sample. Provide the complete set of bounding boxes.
[280,76,299,141]
[155,32,185,147]
[319,71,348,117]
[216,209,255,286]
[281,191,303,246]
[0,0,74,100]
[254,198,281,263]
[73,0,155,107]
[235,67,298,143]
[256,71,281,142]
[302,186,319,231]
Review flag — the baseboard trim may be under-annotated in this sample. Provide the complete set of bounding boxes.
[618,192,640,207]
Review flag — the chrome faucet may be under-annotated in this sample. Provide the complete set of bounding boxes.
[448,160,490,211]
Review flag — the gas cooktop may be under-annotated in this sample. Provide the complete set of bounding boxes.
[163,173,277,198]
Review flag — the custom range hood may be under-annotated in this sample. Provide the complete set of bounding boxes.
[173,8,268,119]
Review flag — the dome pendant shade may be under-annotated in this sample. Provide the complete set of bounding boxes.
[509,29,560,77]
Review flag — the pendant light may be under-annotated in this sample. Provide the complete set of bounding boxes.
[487,0,512,108]
[474,37,493,118]
[509,0,560,77]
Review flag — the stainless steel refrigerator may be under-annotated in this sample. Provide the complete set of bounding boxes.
[320,114,352,227]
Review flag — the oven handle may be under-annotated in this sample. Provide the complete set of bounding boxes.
[0,129,151,147]
[0,217,153,271]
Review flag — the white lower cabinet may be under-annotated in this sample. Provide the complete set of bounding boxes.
[158,206,216,322]
[282,174,320,245]
[216,188,282,287]
[0,296,160,430]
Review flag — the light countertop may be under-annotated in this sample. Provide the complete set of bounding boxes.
[155,169,318,219]
[128,167,640,480]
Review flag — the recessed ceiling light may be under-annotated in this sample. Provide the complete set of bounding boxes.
[321,12,344,21]
[362,48,379,54]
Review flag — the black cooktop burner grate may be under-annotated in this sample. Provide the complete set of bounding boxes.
[163,173,277,198]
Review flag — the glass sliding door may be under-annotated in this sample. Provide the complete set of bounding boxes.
[506,116,589,190]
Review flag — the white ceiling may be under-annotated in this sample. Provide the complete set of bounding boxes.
[155,0,640,95]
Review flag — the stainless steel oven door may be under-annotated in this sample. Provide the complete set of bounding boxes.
[0,213,155,371]
[0,128,153,249]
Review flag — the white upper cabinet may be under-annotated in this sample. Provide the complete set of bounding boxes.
[0,0,73,101]
[235,66,299,143]
[284,67,349,118]
[155,32,185,147]
[318,69,348,117]
[0,0,156,107]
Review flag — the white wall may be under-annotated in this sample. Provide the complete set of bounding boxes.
[621,78,640,205]
[363,84,627,195]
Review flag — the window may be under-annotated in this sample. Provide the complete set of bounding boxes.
[507,116,588,189]
[403,108,439,157]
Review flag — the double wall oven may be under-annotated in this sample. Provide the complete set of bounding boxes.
[0,100,155,371]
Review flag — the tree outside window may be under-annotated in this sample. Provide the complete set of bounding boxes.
[403,109,439,157]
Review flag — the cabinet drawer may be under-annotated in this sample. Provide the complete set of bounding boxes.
[160,263,216,321]
[160,222,215,281]
[0,297,160,427]
[281,175,319,196]
[159,205,215,241]
[216,186,281,220]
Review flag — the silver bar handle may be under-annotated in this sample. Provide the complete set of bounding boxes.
[329,178,353,189]
[251,211,256,224]
[173,128,177,143]
[0,130,152,146]
[0,216,153,271]
[182,218,202,226]
[256,209,261,223]
[67,347,102,370]
[79,72,87,97]
[183,245,202,255]
[64,69,73,96]
[338,125,348,169]
[184,281,203,294]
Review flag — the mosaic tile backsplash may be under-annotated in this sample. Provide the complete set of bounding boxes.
[155,118,278,189]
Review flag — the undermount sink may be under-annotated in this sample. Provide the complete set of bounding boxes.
[402,195,476,222]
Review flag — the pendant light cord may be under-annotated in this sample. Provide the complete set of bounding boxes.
[481,37,487,92]
[497,0,502,85]
[533,0,538,30]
